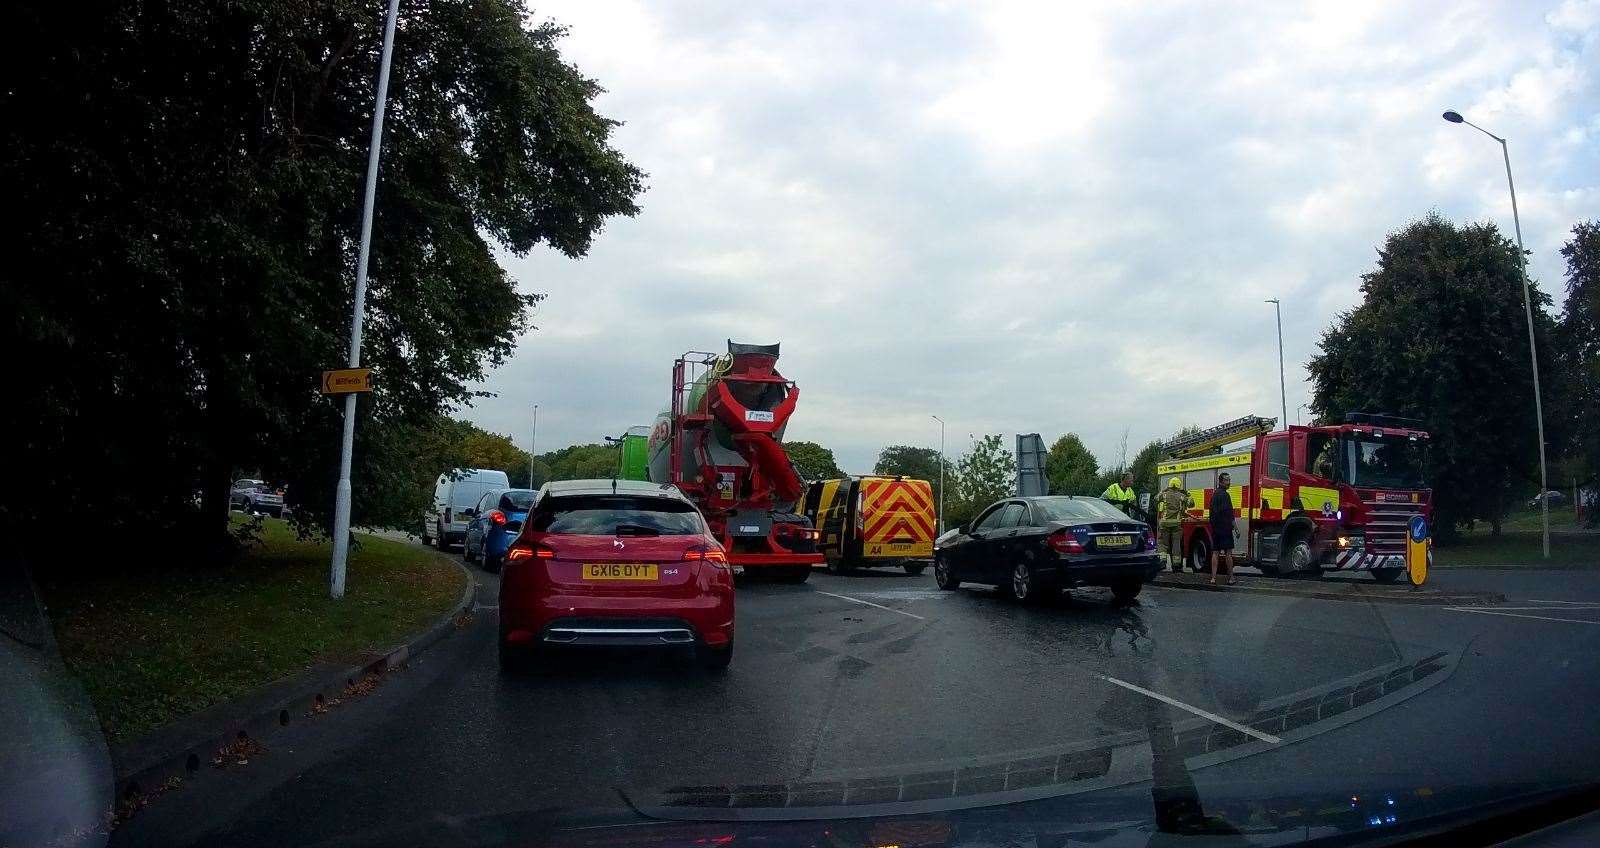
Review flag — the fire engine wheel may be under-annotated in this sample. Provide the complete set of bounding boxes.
[826,556,854,574]
[1187,536,1212,573]
[1372,568,1403,584]
[1286,541,1317,574]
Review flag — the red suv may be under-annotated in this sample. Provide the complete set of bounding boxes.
[499,479,734,671]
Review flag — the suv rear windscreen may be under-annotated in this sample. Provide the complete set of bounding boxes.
[529,495,705,536]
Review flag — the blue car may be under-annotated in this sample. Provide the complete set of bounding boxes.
[462,488,538,573]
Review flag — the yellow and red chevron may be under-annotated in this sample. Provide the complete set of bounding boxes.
[860,478,936,544]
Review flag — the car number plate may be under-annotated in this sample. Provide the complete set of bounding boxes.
[1098,535,1134,549]
[581,563,659,581]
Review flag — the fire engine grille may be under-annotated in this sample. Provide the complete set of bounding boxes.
[1363,500,1424,552]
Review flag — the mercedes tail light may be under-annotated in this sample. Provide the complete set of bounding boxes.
[1048,529,1085,554]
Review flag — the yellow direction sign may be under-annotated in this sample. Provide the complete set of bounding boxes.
[320,368,373,395]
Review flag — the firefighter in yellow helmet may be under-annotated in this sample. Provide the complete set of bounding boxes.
[1156,476,1194,571]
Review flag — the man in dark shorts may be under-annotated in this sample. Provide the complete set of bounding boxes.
[1209,472,1236,585]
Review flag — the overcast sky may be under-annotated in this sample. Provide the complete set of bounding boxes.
[463,0,1599,475]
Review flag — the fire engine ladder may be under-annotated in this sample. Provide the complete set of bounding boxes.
[1162,415,1277,459]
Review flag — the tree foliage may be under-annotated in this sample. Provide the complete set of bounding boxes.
[785,441,846,481]
[1555,221,1599,497]
[537,444,622,483]
[1127,440,1165,498]
[3,1,643,551]
[948,435,1016,526]
[1307,214,1558,537]
[1045,434,1099,495]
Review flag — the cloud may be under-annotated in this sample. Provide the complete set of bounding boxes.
[463,0,1599,476]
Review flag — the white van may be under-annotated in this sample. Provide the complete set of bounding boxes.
[423,468,510,549]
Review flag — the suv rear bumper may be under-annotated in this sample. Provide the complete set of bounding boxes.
[502,593,733,648]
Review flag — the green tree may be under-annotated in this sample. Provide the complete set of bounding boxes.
[4,1,643,550]
[539,444,622,482]
[460,425,535,488]
[1045,434,1100,495]
[1307,213,1558,538]
[1128,440,1164,498]
[948,435,1016,526]
[785,441,846,480]
[1555,221,1599,518]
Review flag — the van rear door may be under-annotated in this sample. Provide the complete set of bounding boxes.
[858,478,937,559]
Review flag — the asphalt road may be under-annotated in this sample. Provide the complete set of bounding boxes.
[114,552,1600,847]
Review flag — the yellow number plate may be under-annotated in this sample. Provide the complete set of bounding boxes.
[1098,535,1134,549]
[581,563,659,581]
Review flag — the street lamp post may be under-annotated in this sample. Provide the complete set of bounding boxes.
[1443,109,1551,559]
[1266,298,1287,428]
[931,415,946,534]
[329,0,403,599]
[529,404,539,489]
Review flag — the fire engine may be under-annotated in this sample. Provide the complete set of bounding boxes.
[1158,413,1432,582]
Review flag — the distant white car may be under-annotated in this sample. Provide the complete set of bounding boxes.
[424,468,510,550]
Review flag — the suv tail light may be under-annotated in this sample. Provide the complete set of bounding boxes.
[489,510,507,526]
[684,547,729,569]
[1048,529,1085,554]
[506,543,555,562]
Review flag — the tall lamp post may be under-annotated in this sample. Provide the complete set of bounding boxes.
[931,415,946,534]
[1443,109,1550,559]
[329,0,403,599]
[1265,298,1287,428]
[529,404,539,488]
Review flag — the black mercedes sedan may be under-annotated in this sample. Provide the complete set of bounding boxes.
[933,496,1161,603]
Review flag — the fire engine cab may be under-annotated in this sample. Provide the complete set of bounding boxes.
[1158,413,1432,582]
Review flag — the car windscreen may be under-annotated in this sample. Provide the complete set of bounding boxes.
[499,491,536,512]
[1033,497,1130,522]
[528,494,705,535]
[1342,437,1428,489]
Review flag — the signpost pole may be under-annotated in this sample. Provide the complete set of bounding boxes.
[330,0,402,599]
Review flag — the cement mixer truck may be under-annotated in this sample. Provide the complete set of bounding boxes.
[618,342,823,583]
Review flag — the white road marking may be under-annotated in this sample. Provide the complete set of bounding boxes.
[1527,599,1600,606]
[1478,605,1600,611]
[814,590,926,621]
[1099,675,1282,744]
[1442,607,1600,625]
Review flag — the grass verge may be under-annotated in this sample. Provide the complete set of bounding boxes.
[37,517,464,744]
[1433,528,1598,568]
